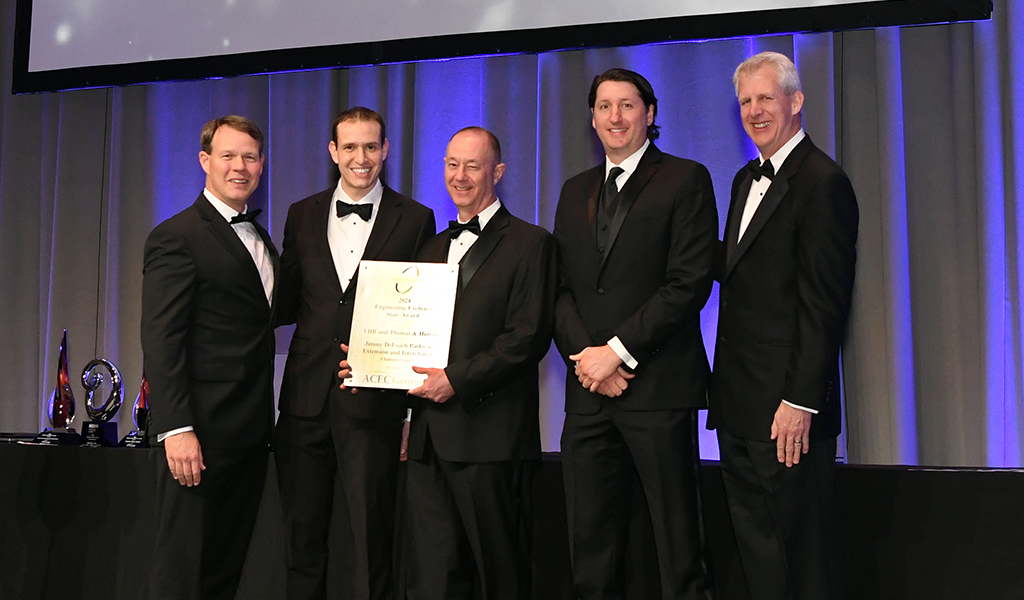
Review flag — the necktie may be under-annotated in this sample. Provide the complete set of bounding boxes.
[229,209,262,224]
[748,159,774,181]
[603,166,625,208]
[449,216,482,238]
[336,201,373,221]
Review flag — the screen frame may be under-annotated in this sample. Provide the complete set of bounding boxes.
[11,0,993,94]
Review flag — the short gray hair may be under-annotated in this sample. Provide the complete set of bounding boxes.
[733,52,802,97]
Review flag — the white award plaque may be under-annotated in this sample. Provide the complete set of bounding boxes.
[345,260,459,389]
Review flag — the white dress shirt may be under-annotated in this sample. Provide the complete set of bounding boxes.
[447,199,501,265]
[329,179,382,293]
[737,129,806,242]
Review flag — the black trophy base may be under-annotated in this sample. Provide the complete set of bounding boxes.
[81,421,119,447]
[119,431,149,448]
[34,429,82,446]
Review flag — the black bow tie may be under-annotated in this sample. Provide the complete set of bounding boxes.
[229,209,262,225]
[748,159,775,181]
[449,216,481,238]
[336,201,373,221]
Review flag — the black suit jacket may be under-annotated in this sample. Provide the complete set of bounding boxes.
[553,144,718,415]
[276,185,435,420]
[407,204,556,463]
[141,193,279,449]
[709,136,859,441]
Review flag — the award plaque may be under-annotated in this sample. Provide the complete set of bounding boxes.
[80,358,124,447]
[119,376,150,448]
[35,330,82,446]
[345,260,458,390]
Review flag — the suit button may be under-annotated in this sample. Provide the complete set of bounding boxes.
[339,299,347,305]
[597,288,605,295]
[601,224,608,231]
[722,300,729,308]
[598,246,605,254]
[333,336,342,344]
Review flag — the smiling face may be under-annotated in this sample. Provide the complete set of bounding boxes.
[737,64,804,159]
[329,118,389,201]
[199,125,264,212]
[591,80,654,163]
[444,129,505,221]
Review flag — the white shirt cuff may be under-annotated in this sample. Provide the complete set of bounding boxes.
[607,337,638,370]
[405,408,412,423]
[157,426,194,443]
[782,400,818,414]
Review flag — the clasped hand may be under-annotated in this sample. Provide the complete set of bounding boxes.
[569,345,634,397]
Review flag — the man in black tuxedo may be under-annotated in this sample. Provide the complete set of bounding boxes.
[401,127,555,600]
[709,52,858,600]
[142,115,278,600]
[275,107,435,600]
[553,68,718,600]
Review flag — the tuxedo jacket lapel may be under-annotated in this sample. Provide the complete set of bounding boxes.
[725,137,813,278]
[601,153,658,271]
[725,172,754,269]
[310,192,344,296]
[725,176,788,278]
[595,145,662,272]
[362,187,401,261]
[586,172,601,244]
[458,204,508,294]
[195,196,269,304]
[251,219,280,315]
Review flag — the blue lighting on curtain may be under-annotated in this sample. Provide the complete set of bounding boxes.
[147,82,210,225]
[411,59,485,224]
[1002,5,1024,466]
[973,16,1011,466]
[877,28,919,465]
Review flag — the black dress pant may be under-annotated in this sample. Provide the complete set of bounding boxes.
[716,428,840,600]
[405,434,533,600]
[274,404,404,600]
[560,405,713,600]
[149,445,268,600]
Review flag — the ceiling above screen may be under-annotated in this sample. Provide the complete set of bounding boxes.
[12,0,992,94]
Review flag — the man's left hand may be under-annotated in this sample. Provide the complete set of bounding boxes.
[337,343,359,394]
[569,345,623,392]
[408,366,454,403]
[770,401,811,467]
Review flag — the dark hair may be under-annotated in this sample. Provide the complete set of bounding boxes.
[587,68,660,141]
[450,126,502,163]
[331,107,387,144]
[200,115,264,154]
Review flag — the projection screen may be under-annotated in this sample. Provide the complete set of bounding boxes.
[11,0,992,93]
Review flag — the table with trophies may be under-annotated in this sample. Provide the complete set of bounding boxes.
[0,330,289,600]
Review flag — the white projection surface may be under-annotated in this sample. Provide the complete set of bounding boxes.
[27,0,887,72]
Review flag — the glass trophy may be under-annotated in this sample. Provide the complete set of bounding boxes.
[80,358,124,447]
[119,375,149,448]
[35,330,82,445]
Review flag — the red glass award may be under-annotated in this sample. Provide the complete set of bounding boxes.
[35,330,82,445]
[119,375,149,448]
